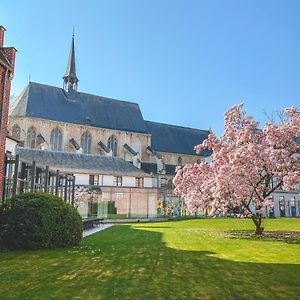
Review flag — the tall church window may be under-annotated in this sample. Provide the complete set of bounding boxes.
[27,126,37,148]
[81,131,92,154]
[12,124,21,140]
[108,135,117,156]
[177,156,182,165]
[50,128,63,151]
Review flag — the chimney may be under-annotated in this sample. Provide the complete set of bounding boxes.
[0,26,6,48]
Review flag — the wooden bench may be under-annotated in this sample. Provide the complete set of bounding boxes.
[83,218,104,230]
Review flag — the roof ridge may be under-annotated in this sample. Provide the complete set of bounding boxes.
[145,120,209,133]
[16,147,145,172]
[29,81,140,106]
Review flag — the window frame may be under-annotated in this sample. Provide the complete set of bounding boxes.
[113,176,122,187]
[81,131,92,154]
[108,135,118,156]
[50,127,63,151]
[26,126,37,149]
[135,177,144,188]
[11,124,21,140]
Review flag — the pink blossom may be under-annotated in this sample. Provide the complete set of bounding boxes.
[174,104,300,234]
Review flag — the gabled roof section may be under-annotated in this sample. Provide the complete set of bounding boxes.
[145,121,210,156]
[16,147,150,177]
[9,84,29,116]
[9,82,148,134]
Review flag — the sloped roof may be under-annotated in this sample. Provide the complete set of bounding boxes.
[10,82,148,134]
[16,147,149,177]
[145,121,210,156]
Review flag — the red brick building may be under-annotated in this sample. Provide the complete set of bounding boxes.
[0,26,16,199]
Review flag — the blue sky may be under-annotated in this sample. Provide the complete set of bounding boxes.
[2,0,300,135]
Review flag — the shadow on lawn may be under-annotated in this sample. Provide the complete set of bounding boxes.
[227,230,300,244]
[0,225,299,300]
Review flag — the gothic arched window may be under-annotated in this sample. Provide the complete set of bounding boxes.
[50,128,63,151]
[27,126,37,148]
[178,156,182,165]
[81,131,92,154]
[12,124,21,140]
[108,135,117,156]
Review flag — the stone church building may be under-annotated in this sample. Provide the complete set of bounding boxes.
[8,35,209,218]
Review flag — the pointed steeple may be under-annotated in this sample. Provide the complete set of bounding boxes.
[63,33,79,93]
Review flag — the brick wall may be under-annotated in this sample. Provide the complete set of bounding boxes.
[0,26,16,200]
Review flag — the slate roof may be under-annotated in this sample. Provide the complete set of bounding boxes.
[145,121,210,156]
[16,147,149,177]
[10,82,148,134]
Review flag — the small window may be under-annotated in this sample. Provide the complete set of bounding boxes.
[26,126,37,148]
[290,197,295,207]
[135,177,144,188]
[113,176,122,187]
[167,179,174,189]
[12,124,21,139]
[89,175,99,185]
[81,131,92,154]
[279,196,286,217]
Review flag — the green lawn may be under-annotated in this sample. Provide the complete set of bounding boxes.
[0,218,299,299]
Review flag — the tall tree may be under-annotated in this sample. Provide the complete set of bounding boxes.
[174,104,300,234]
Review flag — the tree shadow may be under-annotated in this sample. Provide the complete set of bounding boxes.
[0,225,299,299]
[227,229,300,244]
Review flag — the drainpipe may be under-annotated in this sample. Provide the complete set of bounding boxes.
[0,68,8,136]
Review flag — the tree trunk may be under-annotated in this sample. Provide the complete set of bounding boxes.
[255,223,264,235]
[251,215,264,235]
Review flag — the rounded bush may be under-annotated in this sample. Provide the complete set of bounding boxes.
[0,192,83,250]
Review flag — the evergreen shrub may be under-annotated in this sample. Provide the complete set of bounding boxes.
[0,192,83,250]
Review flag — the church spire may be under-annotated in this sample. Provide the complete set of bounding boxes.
[63,32,78,93]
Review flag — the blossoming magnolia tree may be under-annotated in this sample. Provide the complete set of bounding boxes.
[174,104,300,234]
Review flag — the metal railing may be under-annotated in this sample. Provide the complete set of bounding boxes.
[2,153,75,204]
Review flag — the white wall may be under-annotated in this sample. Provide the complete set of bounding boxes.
[74,172,154,188]
[271,192,300,217]
[5,138,18,155]
[144,177,153,188]
[75,173,89,185]
[103,175,113,186]
[123,176,135,187]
